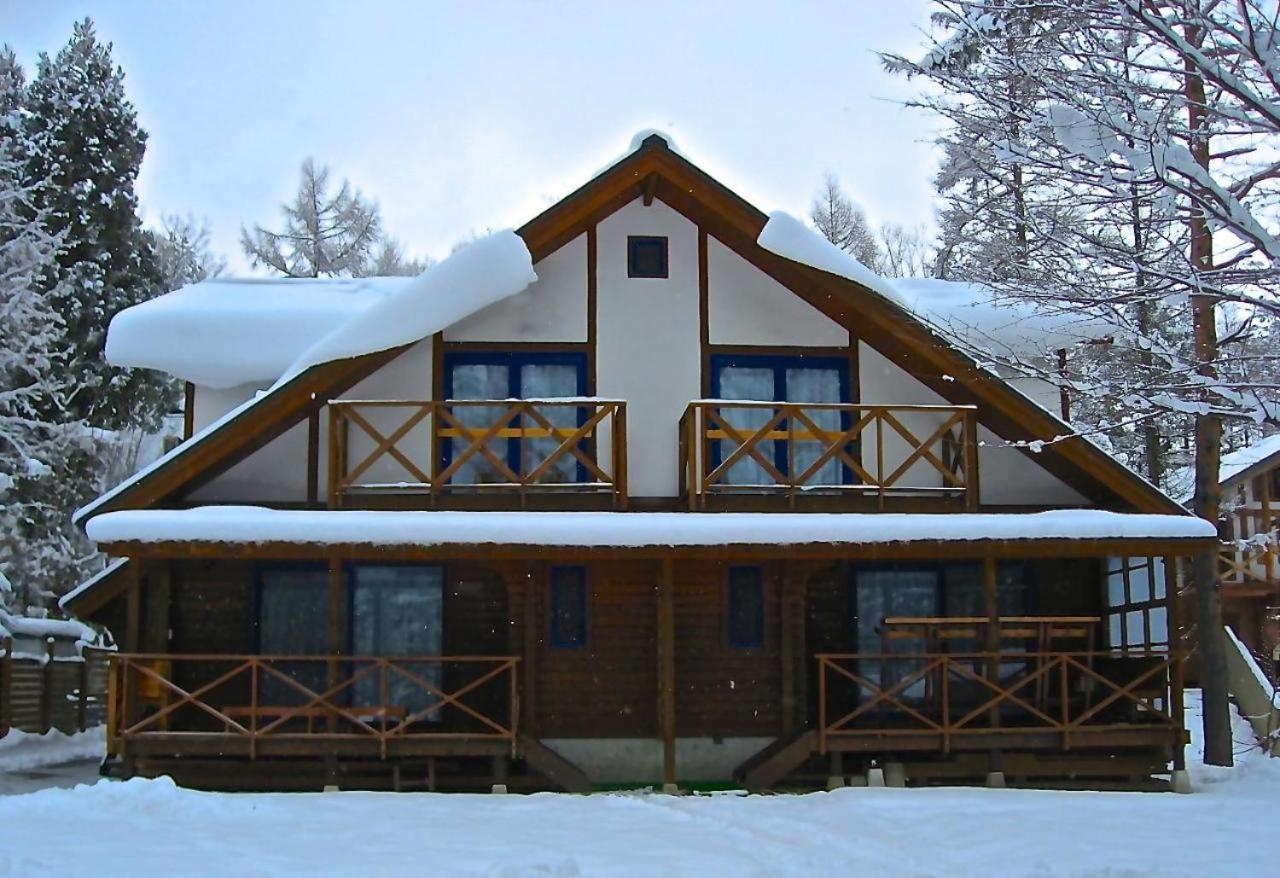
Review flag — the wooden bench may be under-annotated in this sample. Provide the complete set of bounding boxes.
[221,704,408,733]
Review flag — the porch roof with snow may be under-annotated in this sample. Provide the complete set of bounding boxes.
[76,131,1189,527]
[86,508,1215,561]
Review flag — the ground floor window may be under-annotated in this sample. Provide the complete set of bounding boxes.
[549,566,587,648]
[727,566,765,648]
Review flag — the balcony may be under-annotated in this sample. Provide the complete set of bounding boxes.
[679,401,979,511]
[328,398,627,510]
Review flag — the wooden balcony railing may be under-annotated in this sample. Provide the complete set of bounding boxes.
[107,653,520,760]
[817,649,1185,755]
[679,401,978,510]
[329,398,627,509]
[1219,539,1279,589]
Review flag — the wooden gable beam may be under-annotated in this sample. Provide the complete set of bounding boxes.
[642,172,659,207]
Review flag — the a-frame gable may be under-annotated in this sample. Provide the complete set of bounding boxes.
[78,133,1184,524]
[518,134,1181,514]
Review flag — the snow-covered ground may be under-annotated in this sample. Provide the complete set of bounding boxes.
[0,697,1274,878]
[0,726,104,773]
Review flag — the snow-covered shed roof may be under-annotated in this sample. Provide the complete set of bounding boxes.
[86,507,1215,550]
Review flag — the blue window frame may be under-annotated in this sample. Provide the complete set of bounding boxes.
[549,566,588,648]
[627,235,668,278]
[727,566,765,648]
[708,353,852,484]
[443,351,589,483]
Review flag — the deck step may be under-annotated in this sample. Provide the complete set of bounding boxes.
[735,730,817,791]
[519,735,592,793]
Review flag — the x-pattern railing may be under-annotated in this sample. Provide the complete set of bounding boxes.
[816,650,1184,754]
[108,654,520,760]
[680,401,978,510]
[329,398,627,509]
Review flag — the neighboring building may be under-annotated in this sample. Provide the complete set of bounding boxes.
[64,133,1213,792]
[1193,434,1280,660]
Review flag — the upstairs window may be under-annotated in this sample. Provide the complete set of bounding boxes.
[627,235,668,278]
[727,566,765,648]
[549,566,588,648]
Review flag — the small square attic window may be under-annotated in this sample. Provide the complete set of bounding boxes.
[627,236,668,278]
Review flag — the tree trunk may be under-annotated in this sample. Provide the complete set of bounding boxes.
[1185,8,1232,767]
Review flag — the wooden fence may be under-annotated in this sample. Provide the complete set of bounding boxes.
[0,637,111,737]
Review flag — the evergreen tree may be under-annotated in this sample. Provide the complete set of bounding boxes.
[0,52,96,612]
[153,214,226,290]
[21,19,175,433]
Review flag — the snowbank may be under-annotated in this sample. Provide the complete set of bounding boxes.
[104,277,410,388]
[0,710,1278,877]
[0,727,104,773]
[85,507,1215,549]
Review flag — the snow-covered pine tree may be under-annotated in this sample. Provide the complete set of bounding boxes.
[21,19,176,434]
[241,158,383,277]
[0,49,97,612]
[810,173,884,270]
[152,214,226,290]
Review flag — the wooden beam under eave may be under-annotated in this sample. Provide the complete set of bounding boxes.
[97,537,1214,564]
[642,172,658,207]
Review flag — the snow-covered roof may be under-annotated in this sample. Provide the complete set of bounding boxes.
[894,278,1114,359]
[106,276,414,388]
[757,213,1114,359]
[1169,432,1280,503]
[76,231,537,526]
[0,609,98,644]
[85,507,1215,548]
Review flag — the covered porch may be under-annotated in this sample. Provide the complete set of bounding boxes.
[84,508,1213,791]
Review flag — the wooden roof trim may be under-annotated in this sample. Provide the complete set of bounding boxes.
[77,345,409,524]
[60,558,131,617]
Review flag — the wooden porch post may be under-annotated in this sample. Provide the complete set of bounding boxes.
[141,561,171,653]
[522,562,542,737]
[657,558,677,791]
[983,556,1002,746]
[779,562,805,736]
[326,558,345,743]
[1165,554,1187,772]
[124,561,142,654]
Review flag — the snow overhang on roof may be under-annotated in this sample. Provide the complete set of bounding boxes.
[1169,432,1280,504]
[757,212,1115,360]
[86,507,1216,551]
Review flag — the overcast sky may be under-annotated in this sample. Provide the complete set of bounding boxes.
[5,1,943,273]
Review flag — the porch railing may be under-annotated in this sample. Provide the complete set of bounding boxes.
[679,401,978,510]
[816,649,1185,754]
[107,653,520,759]
[329,398,627,509]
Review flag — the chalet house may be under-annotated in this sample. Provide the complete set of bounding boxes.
[1194,435,1280,659]
[64,132,1216,793]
